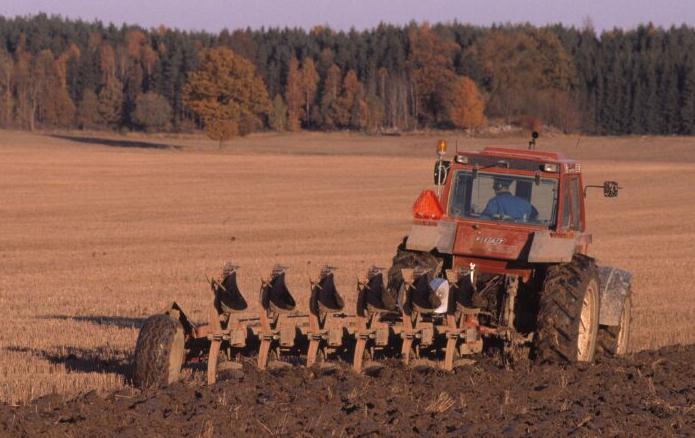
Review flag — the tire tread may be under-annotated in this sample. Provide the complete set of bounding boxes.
[534,254,599,363]
[132,314,183,389]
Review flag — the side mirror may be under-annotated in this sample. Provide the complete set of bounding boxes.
[603,181,620,197]
[433,160,451,185]
[583,180,621,198]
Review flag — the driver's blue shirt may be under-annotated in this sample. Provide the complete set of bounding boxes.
[482,192,536,220]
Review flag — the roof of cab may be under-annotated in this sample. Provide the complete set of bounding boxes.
[469,147,576,165]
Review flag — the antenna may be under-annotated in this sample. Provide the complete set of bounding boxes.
[575,135,582,149]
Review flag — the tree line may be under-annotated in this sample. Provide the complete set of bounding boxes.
[0,14,694,136]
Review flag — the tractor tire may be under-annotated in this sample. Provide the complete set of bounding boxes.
[132,313,185,389]
[534,254,600,364]
[597,293,632,356]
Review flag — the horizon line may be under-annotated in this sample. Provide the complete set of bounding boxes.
[2,12,692,37]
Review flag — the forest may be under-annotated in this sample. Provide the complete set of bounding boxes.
[1,14,694,136]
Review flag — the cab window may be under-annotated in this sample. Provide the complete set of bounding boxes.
[561,176,582,231]
[448,170,558,227]
[569,177,582,230]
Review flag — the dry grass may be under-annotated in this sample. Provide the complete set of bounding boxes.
[425,392,456,414]
[0,129,693,404]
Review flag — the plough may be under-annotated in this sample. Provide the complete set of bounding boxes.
[135,262,487,387]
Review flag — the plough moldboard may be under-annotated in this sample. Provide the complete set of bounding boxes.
[172,262,486,384]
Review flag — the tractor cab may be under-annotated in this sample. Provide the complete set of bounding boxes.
[407,137,620,277]
[393,136,631,366]
[443,148,569,229]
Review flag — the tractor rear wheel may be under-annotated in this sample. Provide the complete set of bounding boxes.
[534,255,600,363]
[133,314,185,389]
[597,293,632,356]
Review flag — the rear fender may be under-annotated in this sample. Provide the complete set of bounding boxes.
[598,267,632,326]
[527,231,592,263]
[405,221,456,253]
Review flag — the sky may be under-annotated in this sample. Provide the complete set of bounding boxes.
[2,0,695,33]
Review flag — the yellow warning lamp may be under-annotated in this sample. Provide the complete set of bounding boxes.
[437,139,447,157]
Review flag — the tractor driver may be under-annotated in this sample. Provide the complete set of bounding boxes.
[481,177,538,221]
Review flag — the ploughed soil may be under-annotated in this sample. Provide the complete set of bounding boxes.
[2,345,694,437]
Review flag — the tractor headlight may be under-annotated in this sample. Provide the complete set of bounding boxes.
[543,163,559,172]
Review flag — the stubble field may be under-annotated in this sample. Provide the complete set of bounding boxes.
[0,129,694,434]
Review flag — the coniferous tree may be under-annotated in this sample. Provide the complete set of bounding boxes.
[364,93,385,132]
[680,56,695,134]
[0,49,13,127]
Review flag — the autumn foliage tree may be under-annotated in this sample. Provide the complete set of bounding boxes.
[469,29,577,126]
[448,76,486,129]
[77,89,101,129]
[0,49,12,127]
[268,94,288,131]
[285,57,302,131]
[205,119,239,146]
[300,57,319,127]
[96,42,123,128]
[183,47,270,146]
[407,24,458,126]
[338,70,365,128]
[319,63,342,128]
[131,92,172,131]
[97,79,124,128]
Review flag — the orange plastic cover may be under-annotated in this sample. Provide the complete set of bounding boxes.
[412,190,444,220]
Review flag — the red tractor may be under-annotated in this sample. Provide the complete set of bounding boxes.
[385,134,631,366]
[132,135,632,387]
